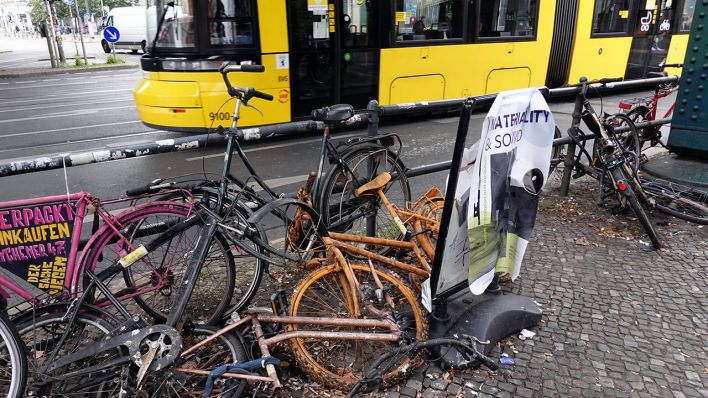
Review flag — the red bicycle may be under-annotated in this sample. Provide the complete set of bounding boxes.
[617,63,682,154]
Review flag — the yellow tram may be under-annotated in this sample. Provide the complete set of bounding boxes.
[134,0,695,132]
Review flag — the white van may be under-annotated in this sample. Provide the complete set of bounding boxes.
[101,6,147,54]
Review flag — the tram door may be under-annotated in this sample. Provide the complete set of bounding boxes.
[288,0,380,118]
[625,0,676,79]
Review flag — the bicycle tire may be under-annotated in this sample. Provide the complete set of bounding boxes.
[549,126,565,175]
[611,169,662,249]
[409,192,444,261]
[79,202,234,325]
[627,105,660,148]
[641,179,708,225]
[158,188,268,317]
[141,324,248,397]
[14,308,127,397]
[0,310,26,398]
[318,144,411,247]
[607,113,642,168]
[289,263,427,390]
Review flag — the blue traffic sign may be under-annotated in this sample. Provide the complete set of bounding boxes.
[103,26,120,43]
[64,0,75,5]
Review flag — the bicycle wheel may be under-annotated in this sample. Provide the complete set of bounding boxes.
[141,325,248,397]
[289,263,427,390]
[627,105,662,148]
[610,169,662,249]
[15,308,127,397]
[318,145,411,244]
[159,188,267,317]
[81,202,234,325]
[607,113,642,168]
[549,126,565,175]
[409,189,444,261]
[642,178,708,225]
[0,310,26,398]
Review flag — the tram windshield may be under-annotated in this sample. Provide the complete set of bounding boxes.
[146,0,257,54]
[148,0,196,50]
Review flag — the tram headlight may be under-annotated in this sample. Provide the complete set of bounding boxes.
[160,59,224,71]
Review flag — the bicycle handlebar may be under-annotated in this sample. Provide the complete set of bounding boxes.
[218,62,273,102]
[570,76,623,87]
[661,63,683,68]
[250,88,274,101]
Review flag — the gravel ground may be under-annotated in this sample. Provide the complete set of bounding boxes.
[252,173,707,398]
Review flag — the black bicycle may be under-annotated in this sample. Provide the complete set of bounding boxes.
[139,62,411,240]
[562,77,662,249]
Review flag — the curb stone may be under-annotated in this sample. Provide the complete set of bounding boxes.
[0,63,138,79]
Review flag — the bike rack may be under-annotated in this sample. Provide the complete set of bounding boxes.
[0,76,678,180]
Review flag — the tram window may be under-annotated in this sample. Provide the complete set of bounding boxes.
[394,0,464,42]
[208,1,256,47]
[592,0,631,35]
[477,0,538,39]
[342,0,379,48]
[679,0,696,32]
[154,0,197,48]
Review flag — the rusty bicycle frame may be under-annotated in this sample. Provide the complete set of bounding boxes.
[290,172,444,283]
[151,179,440,394]
[167,241,406,393]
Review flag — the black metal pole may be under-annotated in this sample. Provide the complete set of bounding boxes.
[366,100,380,238]
[430,98,477,318]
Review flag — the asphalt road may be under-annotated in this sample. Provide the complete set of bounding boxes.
[0,67,672,206]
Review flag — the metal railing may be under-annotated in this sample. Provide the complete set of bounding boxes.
[0,76,678,186]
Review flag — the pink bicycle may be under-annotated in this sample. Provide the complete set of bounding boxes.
[0,191,239,326]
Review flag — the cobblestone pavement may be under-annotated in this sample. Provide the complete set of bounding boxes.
[280,175,707,398]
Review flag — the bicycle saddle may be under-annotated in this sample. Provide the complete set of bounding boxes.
[356,172,391,197]
[311,104,355,123]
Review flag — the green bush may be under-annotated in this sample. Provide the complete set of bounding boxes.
[106,54,125,64]
[73,56,83,67]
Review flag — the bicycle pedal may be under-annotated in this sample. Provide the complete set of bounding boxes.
[270,289,289,317]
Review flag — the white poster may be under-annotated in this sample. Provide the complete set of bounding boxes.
[422,88,555,311]
[276,53,289,70]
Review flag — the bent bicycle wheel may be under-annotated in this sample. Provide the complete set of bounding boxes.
[642,178,708,225]
[289,263,427,390]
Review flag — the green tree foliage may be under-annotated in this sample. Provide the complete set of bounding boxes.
[30,0,133,25]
